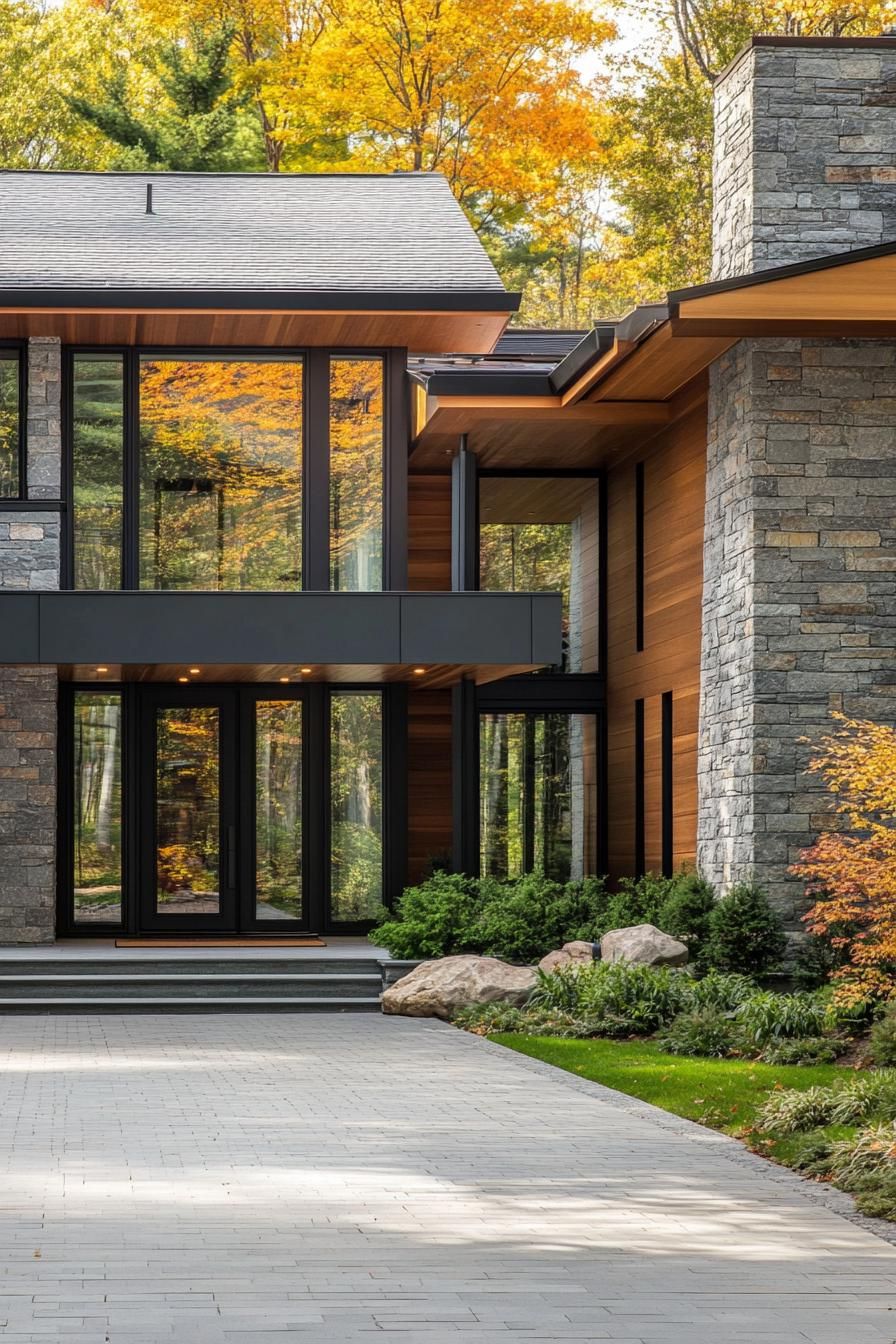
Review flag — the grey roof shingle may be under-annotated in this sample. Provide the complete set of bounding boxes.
[0,170,509,298]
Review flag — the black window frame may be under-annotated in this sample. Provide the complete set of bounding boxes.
[0,340,27,502]
[63,345,407,593]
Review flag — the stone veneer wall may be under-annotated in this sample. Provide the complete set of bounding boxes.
[0,337,61,942]
[712,42,896,280]
[700,338,896,915]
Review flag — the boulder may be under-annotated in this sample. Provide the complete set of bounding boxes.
[381,955,537,1020]
[537,940,596,973]
[600,923,689,968]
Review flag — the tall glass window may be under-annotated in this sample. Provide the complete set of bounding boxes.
[480,712,597,882]
[73,692,123,924]
[479,477,599,672]
[255,699,302,921]
[0,351,19,498]
[73,355,125,589]
[330,358,383,591]
[139,358,303,590]
[330,691,383,921]
[155,706,220,915]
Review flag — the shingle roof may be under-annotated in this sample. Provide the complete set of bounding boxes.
[0,170,510,301]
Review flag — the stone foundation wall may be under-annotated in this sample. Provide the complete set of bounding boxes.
[712,42,896,279]
[699,337,896,916]
[0,667,57,943]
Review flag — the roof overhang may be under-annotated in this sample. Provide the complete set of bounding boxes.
[0,288,520,354]
[411,242,896,469]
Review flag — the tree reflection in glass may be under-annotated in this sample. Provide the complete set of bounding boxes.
[0,352,19,499]
[256,700,302,921]
[480,712,597,881]
[329,358,383,591]
[155,707,220,914]
[330,692,383,921]
[74,692,123,923]
[139,358,303,590]
[73,355,124,589]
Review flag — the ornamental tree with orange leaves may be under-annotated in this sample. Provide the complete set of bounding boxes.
[792,712,896,1002]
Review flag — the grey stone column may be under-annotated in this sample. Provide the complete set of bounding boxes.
[701,38,896,915]
[0,337,61,942]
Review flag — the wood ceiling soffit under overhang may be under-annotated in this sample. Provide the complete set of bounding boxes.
[670,251,896,337]
[60,662,542,688]
[0,306,512,355]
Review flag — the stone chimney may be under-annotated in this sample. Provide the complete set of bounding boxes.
[712,36,896,279]
[697,37,896,918]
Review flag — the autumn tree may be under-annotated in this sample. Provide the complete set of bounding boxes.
[792,713,896,1002]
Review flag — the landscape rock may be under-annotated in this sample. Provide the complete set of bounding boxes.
[537,941,596,973]
[600,924,689,968]
[381,955,537,1020]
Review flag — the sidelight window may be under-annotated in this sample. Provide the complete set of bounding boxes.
[330,691,384,922]
[73,691,123,924]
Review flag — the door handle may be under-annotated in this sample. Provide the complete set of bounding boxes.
[227,825,237,890]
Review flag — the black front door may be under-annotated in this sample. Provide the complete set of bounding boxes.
[138,687,311,933]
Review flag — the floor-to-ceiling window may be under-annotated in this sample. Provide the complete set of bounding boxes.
[72,691,123,924]
[479,711,598,882]
[0,348,22,499]
[329,358,384,591]
[329,690,384,923]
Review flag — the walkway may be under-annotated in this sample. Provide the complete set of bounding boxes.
[0,1014,894,1343]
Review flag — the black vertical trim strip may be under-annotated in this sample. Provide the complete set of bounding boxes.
[17,341,27,500]
[384,683,408,906]
[451,436,478,591]
[124,350,139,589]
[635,460,645,653]
[451,677,478,873]
[305,681,327,932]
[662,690,673,877]
[634,697,645,878]
[60,347,74,589]
[304,350,329,591]
[597,706,609,877]
[597,470,608,675]
[385,349,408,590]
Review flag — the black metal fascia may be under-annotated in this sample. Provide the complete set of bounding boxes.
[0,288,522,313]
[548,327,616,394]
[423,371,554,396]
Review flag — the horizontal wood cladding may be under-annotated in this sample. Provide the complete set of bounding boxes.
[408,474,452,592]
[605,395,706,879]
[407,689,453,884]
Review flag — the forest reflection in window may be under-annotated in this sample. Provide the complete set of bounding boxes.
[0,352,19,498]
[479,477,599,672]
[479,712,597,882]
[73,355,124,589]
[330,358,384,591]
[139,358,303,590]
[256,699,303,921]
[330,691,383,921]
[73,692,123,924]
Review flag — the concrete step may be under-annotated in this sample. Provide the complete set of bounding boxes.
[0,997,382,1013]
[0,957,379,977]
[0,973,382,1000]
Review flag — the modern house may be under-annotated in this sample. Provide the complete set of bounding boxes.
[0,33,895,948]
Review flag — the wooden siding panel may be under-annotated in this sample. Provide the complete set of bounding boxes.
[408,475,452,592]
[605,398,706,879]
[407,689,453,884]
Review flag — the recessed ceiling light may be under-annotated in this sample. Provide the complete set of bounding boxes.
[413,667,426,675]
[279,676,290,683]
[300,667,312,674]
[189,667,200,675]
[177,676,189,683]
[95,666,108,673]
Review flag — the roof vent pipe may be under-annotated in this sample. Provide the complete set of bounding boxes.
[145,183,154,215]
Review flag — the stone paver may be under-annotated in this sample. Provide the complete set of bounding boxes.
[0,1014,894,1343]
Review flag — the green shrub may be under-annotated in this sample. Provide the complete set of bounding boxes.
[786,1130,838,1173]
[827,1122,896,1187]
[687,970,756,1011]
[472,873,608,963]
[655,873,716,962]
[656,1008,740,1058]
[792,931,851,991]
[451,1002,529,1034]
[756,1085,841,1135]
[759,1036,841,1066]
[870,1004,896,1067]
[852,1172,896,1220]
[530,960,690,1034]
[734,989,828,1046]
[372,872,481,959]
[756,1072,896,1134]
[705,883,786,975]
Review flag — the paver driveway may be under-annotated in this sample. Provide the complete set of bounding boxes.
[0,1014,895,1343]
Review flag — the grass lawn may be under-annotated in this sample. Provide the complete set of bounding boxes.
[492,1034,848,1134]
